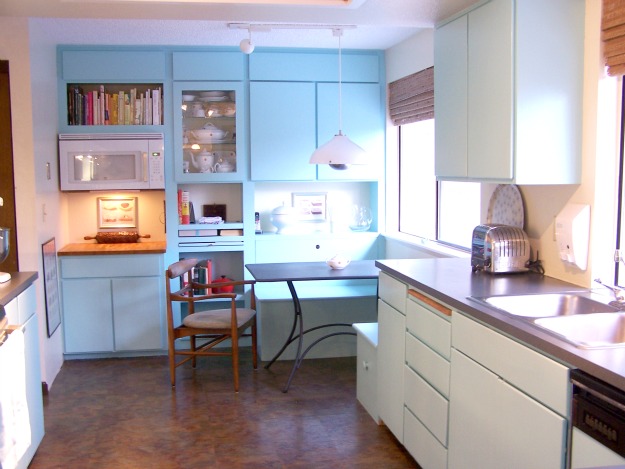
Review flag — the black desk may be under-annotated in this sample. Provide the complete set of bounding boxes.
[245,260,379,392]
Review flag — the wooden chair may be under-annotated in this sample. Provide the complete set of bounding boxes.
[165,258,258,391]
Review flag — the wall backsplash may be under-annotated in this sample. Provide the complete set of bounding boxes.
[65,190,166,243]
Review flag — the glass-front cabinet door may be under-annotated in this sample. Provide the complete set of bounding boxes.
[173,81,246,181]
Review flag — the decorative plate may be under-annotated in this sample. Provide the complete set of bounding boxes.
[486,184,525,228]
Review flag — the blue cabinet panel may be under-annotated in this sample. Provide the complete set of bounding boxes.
[250,81,316,181]
[61,50,166,80]
[173,51,244,80]
[250,51,380,82]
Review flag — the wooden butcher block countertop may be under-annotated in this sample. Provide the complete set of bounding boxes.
[58,241,166,256]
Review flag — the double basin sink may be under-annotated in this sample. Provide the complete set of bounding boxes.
[469,293,625,349]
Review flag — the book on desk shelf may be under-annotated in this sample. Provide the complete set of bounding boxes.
[180,260,213,295]
[178,229,219,237]
[219,229,243,236]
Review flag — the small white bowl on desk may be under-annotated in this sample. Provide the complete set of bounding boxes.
[327,255,351,270]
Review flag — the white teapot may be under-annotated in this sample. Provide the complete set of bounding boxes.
[190,123,229,141]
[191,150,215,173]
[326,254,351,270]
[214,161,235,173]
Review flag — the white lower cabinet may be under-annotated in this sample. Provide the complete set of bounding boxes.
[403,291,451,469]
[60,254,165,356]
[3,284,45,469]
[448,313,569,469]
[377,271,407,443]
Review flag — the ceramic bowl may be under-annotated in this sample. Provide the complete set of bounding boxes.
[326,255,351,270]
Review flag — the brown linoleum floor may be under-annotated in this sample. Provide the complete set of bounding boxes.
[30,352,419,468]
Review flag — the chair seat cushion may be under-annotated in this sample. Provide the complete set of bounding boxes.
[182,308,256,329]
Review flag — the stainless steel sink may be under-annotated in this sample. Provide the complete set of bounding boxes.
[534,313,625,349]
[470,293,619,318]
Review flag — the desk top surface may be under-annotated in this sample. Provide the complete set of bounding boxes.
[245,260,379,282]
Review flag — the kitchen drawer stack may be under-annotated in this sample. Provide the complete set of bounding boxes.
[404,289,451,469]
[377,271,407,442]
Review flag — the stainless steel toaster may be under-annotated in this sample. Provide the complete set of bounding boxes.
[471,224,530,273]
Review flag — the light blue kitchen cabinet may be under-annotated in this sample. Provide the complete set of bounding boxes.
[250,81,383,181]
[57,46,168,133]
[249,50,385,182]
[250,81,317,181]
[172,51,244,81]
[173,81,247,182]
[434,0,585,184]
[60,254,165,356]
[249,50,381,83]
[60,49,167,81]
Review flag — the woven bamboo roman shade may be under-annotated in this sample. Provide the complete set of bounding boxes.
[388,66,434,126]
[603,0,625,76]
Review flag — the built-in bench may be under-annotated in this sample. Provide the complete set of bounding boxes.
[353,322,379,424]
[254,280,378,361]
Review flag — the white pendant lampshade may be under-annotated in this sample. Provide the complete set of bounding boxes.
[309,131,366,170]
[310,28,367,170]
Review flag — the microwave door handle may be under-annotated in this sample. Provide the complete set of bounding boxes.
[143,152,148,182]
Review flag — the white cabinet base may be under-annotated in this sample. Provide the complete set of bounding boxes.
[353,322,379,424]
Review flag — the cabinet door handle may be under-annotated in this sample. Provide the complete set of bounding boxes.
[408,289,452,316]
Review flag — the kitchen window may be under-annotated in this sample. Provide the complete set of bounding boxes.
[398,119,480,250]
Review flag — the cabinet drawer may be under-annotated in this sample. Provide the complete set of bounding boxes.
[404,365,449,446]
[61,50,166,80]
[406,294,451,359]
[378,272,406,314]
[405,333,450,397]
[60,254,162,279]
[172,51,244,80]
[452,312,570,416]
[404,407,447,469]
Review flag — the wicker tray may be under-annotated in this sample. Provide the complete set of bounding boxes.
[84,231,151,244]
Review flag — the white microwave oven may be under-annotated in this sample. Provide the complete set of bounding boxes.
[58,133,165,191]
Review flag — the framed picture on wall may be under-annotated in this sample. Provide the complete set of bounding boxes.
[292,192,327,222]
[97,197,138,229]
[42,238,61,338]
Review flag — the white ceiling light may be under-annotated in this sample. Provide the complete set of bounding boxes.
[309,28,366,170]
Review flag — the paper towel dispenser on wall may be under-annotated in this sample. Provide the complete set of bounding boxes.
[555,203,590,271]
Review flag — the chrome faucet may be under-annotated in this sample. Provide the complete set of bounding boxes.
[594,278,625,305]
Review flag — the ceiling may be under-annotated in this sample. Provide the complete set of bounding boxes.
[0,0,480,49]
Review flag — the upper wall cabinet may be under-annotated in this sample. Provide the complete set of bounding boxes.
[434,0,585,184]
[249,50,385,182]
[172,51,244,81]
[173,81,247,182]
[58,48,167,131]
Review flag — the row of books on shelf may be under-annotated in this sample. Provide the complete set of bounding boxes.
[182,260,213,295]
[67,85,163,126]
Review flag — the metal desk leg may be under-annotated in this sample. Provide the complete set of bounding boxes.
[265,280,304,370]
[265,281,358,393]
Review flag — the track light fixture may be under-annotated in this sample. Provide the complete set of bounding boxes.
[240,28,255,54]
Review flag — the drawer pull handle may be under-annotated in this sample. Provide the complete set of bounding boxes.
[408,289,452,316]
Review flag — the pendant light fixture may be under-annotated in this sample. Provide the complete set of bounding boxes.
[309,28,367,170]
